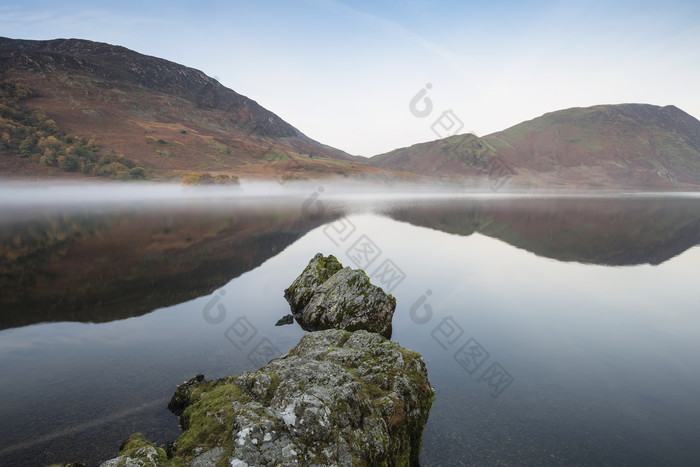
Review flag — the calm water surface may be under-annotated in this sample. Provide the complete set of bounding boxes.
[1,186,699,466]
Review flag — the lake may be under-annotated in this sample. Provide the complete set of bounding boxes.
[1,183,699,466]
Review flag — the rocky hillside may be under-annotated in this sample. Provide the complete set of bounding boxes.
[0,37,392,180]
[371,104,700,189]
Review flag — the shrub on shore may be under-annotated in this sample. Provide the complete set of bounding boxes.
[181,172,240,185]
[1,79,148,180]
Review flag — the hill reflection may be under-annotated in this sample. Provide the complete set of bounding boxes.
[0,199,340,330]
[2,194,698,330]
[380,195,700,266]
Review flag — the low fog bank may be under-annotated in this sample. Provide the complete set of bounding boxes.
[1,178,699,209]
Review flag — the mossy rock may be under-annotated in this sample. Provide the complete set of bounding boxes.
[283,252,343,312]
[158,330,433,466]
[284,254,396,338]
[99,433,168,467]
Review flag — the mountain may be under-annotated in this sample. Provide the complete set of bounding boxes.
[3,37,700,188]
[368,133,495,178]
[371,104,700,189]
[0,37,394,180]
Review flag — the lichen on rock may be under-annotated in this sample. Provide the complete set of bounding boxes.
[284,253,397,339]
[284,252,344,312]
[167,329,434,466]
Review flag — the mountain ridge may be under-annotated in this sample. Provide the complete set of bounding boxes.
[2,36,699,188]
[1,36,392,181]
[0,36,304,139]
[370,103,700,188]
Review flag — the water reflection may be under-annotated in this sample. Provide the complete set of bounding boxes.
[380,195,700,265]
[3,195,698,331]
[0,199,342,330]
[0,191,699,466]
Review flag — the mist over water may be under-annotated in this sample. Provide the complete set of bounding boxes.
[2,180,699,208]
[0,182,699,466]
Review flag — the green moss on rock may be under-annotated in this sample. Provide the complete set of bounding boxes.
[284,254,397,338]
[283,252,343,312]
[100,255,432,467]
[109,330,433,467]
[99,433,168,467]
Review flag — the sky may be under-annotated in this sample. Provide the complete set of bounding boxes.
[2,0,700,156]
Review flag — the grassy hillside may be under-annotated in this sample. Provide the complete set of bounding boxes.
[484,104,700,188]
[371,104,700,189]
[369,133,500,178]
[0,37,404,181]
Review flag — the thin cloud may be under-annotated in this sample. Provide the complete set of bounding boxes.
[305,0,474,80]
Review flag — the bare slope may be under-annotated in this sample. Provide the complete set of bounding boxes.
[0,37,389,180]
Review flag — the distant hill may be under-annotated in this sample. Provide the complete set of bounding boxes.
[0,37,393,181]
[368,133,495,178]
[371,104,700,189]
[3,37,700,188]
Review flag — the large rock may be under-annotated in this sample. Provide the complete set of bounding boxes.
[284,253,396,338]
[99,255,432,467]
[167,329,434,466]
[283,252,344,311]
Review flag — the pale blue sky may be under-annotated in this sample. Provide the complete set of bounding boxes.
[2,0,699,156]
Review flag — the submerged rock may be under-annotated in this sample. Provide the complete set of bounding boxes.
[168,329,434,466]
[274,314,294,326]
[284,253,396,338]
